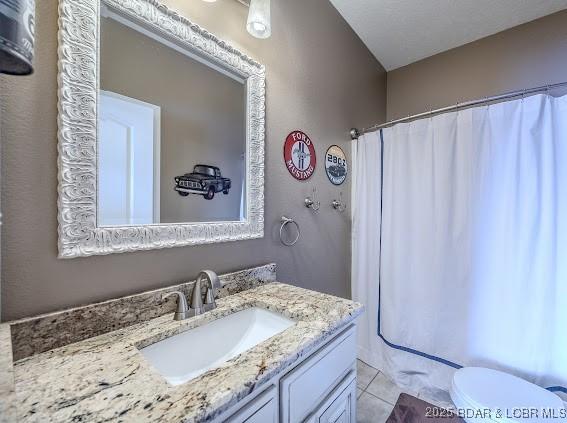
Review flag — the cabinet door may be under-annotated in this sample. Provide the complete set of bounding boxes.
[226,386,278,423]
[280,326,356,423]
[308,372,357,423]
[318,379,356,423]
[243,398,277,423]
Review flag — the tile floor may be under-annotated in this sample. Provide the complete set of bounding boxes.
[356,359,454,423]
[356,360,398,423]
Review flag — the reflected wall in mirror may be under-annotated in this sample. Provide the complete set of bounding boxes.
[57,0,265,258]
[99,10,246,226]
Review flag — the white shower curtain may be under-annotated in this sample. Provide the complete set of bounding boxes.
[352,93,567,404]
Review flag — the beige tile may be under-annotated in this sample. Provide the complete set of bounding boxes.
[357,392,394,423]
[357,388,364,399]
[356,359,378,390]
[366,372,402,405]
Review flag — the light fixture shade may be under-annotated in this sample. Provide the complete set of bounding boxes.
[247,0,271,39]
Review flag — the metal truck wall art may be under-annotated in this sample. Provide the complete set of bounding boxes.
[174,164,231,200]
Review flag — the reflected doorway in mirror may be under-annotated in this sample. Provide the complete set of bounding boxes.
[98,90,161,226]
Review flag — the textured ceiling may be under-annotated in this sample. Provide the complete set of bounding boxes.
[329,0,567,71]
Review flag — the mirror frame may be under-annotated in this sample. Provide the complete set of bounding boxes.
[57,0,265,258]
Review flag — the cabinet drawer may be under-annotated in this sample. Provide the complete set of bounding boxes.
[226,385,278,423]
[280,325,356,423]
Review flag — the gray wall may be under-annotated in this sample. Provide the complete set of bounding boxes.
[101,17,246,223]
[0,0,386,320]
[387,10,567,121]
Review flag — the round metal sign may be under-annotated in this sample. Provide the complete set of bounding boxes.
[283,130,316,181]
[0,0,35,75]
[325,145,347,185]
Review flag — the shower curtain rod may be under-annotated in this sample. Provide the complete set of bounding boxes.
[350,80,567,139]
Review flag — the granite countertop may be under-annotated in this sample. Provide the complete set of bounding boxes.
[0,325,16,423]
[12,283,363,422]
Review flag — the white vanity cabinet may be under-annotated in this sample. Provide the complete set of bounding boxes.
[304,373,357,423]
[225,386,279,423]
[219,324,357,423]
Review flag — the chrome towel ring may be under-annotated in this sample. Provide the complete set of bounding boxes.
[280,216,300,246]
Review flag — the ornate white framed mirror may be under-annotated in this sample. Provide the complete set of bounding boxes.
[57,0,265,258]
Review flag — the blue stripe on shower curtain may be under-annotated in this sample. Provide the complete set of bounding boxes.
[375,129,563,393]
[375,129,462,370]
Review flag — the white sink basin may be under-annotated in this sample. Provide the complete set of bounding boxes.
[140,307,295,385]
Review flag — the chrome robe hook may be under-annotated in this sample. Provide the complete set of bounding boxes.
[331,192,347,213]
[305,187,320,212]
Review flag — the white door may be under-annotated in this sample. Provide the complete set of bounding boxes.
[98,91,160,226]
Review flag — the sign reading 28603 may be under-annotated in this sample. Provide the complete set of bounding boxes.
[283,131,316,181]
[325,145,347,185]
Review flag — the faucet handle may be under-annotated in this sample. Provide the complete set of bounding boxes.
[190,278,204,315]
[162,291,190,321]
[204,288,215,306]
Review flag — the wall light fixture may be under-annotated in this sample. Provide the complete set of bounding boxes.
[246,0,271,39]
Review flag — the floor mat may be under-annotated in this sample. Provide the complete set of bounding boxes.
[385,393,464,423]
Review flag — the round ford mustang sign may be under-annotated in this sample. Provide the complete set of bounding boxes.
[325,145,347,185]
[283,130,316,181]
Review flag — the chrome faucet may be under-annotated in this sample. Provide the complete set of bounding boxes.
[191,270,220,315]
[162,270,220,320]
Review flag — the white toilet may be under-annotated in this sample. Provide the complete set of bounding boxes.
[450,367,566,423]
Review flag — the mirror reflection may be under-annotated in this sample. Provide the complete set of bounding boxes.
[98,7,246,226]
